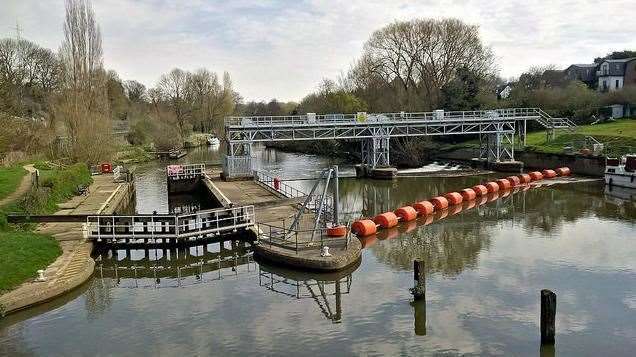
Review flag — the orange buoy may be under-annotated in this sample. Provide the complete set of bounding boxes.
[327,225,347,237]
[459,188,477,201]
[542,169,557,178]
[373,212,398,228]
[487,192,499,202]
[529,171,543,181]
[395,206,417,222]
[444,192,463,205]
[500,189,511,198]
[471,184,488,196]
[555,167,571,176]
[506,176,521,187]
[351,219,377,236]
[436,208,448,220]
[496,178,511,191]
[485,181,500,193]
[412,201,434,216]
[518,173,531,184]
[477,195,488,206]
[464,199,476,210]
[430,196,449,210]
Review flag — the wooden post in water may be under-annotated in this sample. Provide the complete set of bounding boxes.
[411,260,425,299]
[540,289,556,345]
[411,259,426,335]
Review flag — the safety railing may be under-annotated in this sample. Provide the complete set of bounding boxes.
[255,221,348,253]
[225,108,557,127]
[166,163,206,180]
[85,205,255,241]
[254,170,333,220]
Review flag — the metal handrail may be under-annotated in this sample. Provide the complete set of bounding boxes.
[86,205,255,241]
[254,170,333,219]
[255,221,344,253]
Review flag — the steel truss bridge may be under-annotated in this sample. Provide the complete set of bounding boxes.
[223,108,575,177]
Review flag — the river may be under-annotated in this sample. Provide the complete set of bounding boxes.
[1,145,635,356]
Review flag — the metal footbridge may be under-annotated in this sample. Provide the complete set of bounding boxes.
[223,108,576,178]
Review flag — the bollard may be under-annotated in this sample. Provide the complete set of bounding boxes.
[540,289,557,344]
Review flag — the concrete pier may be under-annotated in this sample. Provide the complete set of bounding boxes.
[206,169,361,271]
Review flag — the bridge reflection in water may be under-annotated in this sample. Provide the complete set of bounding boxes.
[94,240,360,324]
[94,239,256,289]
[256,258,360,323]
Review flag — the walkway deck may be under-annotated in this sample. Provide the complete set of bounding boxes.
[0,174,133,315]
[206,169,361,271]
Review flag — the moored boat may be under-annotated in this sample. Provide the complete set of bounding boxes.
[605,155,636,189]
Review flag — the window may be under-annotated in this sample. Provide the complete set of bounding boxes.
[616,79,620,88]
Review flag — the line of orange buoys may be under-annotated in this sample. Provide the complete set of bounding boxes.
[352,167,571,247]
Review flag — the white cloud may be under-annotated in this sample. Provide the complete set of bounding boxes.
[2,0,635,101]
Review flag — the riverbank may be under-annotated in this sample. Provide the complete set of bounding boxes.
[0,168,133,316]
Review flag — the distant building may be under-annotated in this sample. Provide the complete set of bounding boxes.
[564,63,598,87]
[497,83,512,99]
[597,57,636,92]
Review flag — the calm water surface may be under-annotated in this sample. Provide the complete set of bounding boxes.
[1,146,635,356]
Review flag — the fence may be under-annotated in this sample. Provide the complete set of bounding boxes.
[85,205,255,242]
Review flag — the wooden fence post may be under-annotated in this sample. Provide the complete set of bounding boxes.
[410,260,425,299]
[540,289,556,344]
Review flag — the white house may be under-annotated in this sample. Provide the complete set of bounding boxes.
[597,58,636,92]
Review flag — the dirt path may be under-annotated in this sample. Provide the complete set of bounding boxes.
[0,164,36,207]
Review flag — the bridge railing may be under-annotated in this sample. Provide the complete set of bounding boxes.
[167,163,206,180]
[223,156,252,178]
[254,170,333,220]
[225,108,550,127]
[85,205,255,241]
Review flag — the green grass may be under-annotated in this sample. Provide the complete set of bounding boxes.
[524,119,636,156]
[0,166,26,201]
[0,163,93,295]
[0,232,61,293]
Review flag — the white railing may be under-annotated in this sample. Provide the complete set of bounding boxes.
[254,170,333,220]
[166,164,206,180]
[225,108,553,127]
[85,205,255,241]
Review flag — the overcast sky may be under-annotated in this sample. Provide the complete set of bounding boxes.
[2,0,635,102]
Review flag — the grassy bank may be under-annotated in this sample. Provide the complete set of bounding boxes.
[524,119,636,156]
[0,166,26,201]
[0,163,92,293]
[0,232,61,293]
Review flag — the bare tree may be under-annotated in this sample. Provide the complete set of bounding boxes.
[123,80,146,102]
[54,0,111,163]
[158,68,189,136]
[350,18,495,111]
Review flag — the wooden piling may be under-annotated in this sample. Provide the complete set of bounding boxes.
[540,289,556,344]
[411,260,425,300]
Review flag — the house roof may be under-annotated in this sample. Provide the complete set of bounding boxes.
[598,57,636,76]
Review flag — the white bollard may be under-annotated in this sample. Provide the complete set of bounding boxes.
[36,269,46,282]
[321,246,331,257]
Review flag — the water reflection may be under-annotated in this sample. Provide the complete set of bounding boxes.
[256,259,359,323]
[93,239,254,290]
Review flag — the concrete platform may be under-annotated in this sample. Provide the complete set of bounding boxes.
[206,169,362,271]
